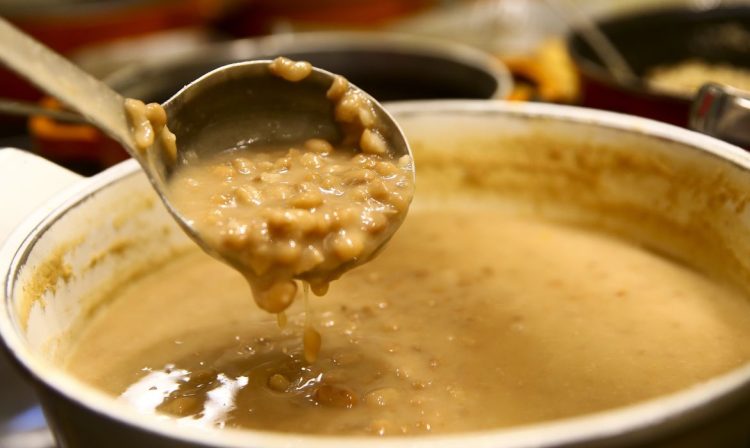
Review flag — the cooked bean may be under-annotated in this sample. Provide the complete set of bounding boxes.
[255,280,297,313]
[386,191,410,212]
[232,185,260,205]
[160,128,178,163]
[304,138,333,153]
[352,153,378,168]
[326,75,349,100]
[363,211,388,234]
[299,152,322,169]
[348,186,370,202]
[344,168,376,185]
[211,164,234,179]
[124,98,154,152]
[315,384,357,408]
[274,240,301,264]
[309,211,334,234]
[268,373,291,392]
[298,247,325,272]
[265,208,292,231]
[357,106,376,128]
[335,207,360,227]
[290,210,317,234]
[231,157,253,174]
[335,90,363,123]
[274,156,292,170]
[375,161,399,176]
[158,396,203,417]
[367,180,389,200]
[145,103,167,129]
[268,56,312,82]
[310,281,329,296]
[331,230,365,260]
[221,232,249,251]
[360,129,388,156]
[292,191,324,209]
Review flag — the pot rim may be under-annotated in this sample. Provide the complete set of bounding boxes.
[104,31,514,101]
[3,100,750,447]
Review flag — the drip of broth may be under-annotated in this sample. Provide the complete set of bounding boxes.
[65,206,750,435]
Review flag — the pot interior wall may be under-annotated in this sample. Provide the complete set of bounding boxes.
[10,172,193,361]
[398,109,750,297]
[9,106,750,388]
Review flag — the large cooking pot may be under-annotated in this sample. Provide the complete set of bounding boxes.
[3,101,750,447]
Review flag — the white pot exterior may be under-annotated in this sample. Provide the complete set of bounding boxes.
[2,101,750,447]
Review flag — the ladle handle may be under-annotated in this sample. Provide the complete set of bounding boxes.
[0,18,135,153]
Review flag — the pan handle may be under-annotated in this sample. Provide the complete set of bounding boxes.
[0,149,82,247]
[690,83,750,148]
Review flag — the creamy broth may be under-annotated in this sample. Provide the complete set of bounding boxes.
[65,205,750,435]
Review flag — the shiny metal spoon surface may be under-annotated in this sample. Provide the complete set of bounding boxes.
[0,18,413,259]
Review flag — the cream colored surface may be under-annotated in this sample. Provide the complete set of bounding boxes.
[65,203,750,436]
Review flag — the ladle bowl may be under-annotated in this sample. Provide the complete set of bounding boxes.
[0,18,413,275]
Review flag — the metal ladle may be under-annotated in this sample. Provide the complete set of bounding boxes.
[0,18,413,261]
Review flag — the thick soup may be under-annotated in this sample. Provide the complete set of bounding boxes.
[65,204,750,435]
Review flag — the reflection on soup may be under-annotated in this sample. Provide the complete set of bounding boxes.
[65,204,750,435]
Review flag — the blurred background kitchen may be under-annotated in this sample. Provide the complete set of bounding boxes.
[3,0,750,174]
[2,0,750,446]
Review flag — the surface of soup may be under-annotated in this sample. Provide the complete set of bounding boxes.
[65,203,750,436]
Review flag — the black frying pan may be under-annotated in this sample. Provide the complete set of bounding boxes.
[567,5,750,126]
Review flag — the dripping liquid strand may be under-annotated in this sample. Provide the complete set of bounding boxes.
[303,282,322,363]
